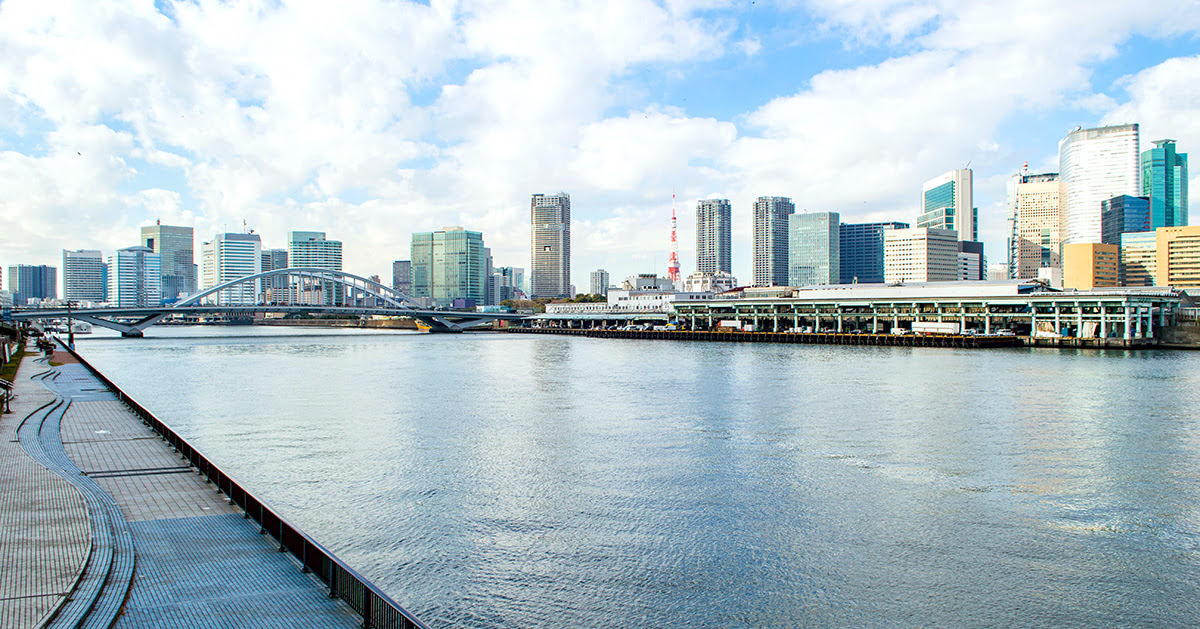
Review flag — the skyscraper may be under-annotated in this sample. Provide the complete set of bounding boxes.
[1059,123,1140,246]
[62,249,106,303]
[1142,139,1188,229]
[589,269,610,296]
[392,260,412,295]
[7,265,56,306]
[261,249,288,272]
[531,193,571,299]
[140,222,195,301]
[1100,195,1151,245]
[839,222,910,284]
[200,233,262,305]
[753,196,794,286]
[696,198,732,274]
[918,169,976,241]
[1007,171,1062,280]
[410,227,488,307]
[788,212,840,287]
[107,246,162,307]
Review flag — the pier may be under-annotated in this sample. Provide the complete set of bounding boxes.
[505,326,1026,348]
[0,339,426,628]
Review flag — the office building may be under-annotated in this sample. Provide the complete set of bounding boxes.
[288,231,342,270]
[590,269,610,296]
[1059,123,1140,246]
[1007,171,1061,280]
[261,249,288,272]
[883,227,959,283]
[1100,195,1151,245]
[753,196,794,286]
[258,248,289,302]
[531,193,571,299]
[958,241,985,281]
[488,266,520,305]
[696,198,733,274]
[107,246,162,307]
[683,271,737,293]
[411,227,488,307]
[140,222,195,302]
[200,233,262,305]
[839,222,909,284]
[1063,243,1119,290]
[788,212,840,287]
[919,169,976,241]
[987,262,1010,281]
[1155,226,1200,290]
[392,260,412,295]
[1120,231,1157,287]
[62,249,106,303]
[7,265,57,306]
[1142,139,1188,229]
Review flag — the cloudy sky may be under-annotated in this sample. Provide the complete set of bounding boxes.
[2,0,1199,291]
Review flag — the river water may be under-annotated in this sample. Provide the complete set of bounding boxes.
[73,326,1200,627]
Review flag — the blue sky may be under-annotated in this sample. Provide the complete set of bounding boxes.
[1,0,1199,292]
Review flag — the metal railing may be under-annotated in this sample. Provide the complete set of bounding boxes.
[57,338,429,629]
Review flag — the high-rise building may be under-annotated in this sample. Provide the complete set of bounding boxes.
[140,222,195,302]
[696,198,732,274]
[1100,195,1151,245]
[1007,171,1062,280]
[919,169,976,241]
[883,227,959,283]
[1142,139,1188,229]
[839,222,909,284]
[392,260,412,295]
[531,193,571,299]
[200,233,262,305]
[1120,231,1157,287]
[590,269,610,296]
[788,212,840,287]
[1063,243,1119,290]
[958,241,985,281]
[107,246,162,307]
[488,266,520,305]
[261,249,288,272]
[410,227,488,307]
[1059,124,1140,246]
[288,231,342,270]
[62,249,106,303]
[259,248,289,302]
[1155,225,1200,290]
[7,265,57,305]
[753,196,794,286]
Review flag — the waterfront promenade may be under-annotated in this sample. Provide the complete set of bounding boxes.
[0,343,374,628]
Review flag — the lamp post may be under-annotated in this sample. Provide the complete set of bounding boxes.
[67,300,75,350]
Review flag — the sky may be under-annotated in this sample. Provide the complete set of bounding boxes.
[2,0,1199,292]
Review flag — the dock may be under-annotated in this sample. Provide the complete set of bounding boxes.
[505,327,1024,348]
[0,340,426,628]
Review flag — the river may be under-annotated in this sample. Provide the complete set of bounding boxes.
[73,326,1200,627]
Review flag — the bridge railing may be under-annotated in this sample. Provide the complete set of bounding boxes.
[57,338,429,629]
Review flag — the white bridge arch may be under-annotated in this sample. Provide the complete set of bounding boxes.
[177,267,423,309]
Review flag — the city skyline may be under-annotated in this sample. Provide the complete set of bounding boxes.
[1,3,1198,290]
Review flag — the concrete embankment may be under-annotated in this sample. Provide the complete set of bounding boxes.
[505,327,1022,348]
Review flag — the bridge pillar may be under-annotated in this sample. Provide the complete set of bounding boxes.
[121,329,144,338]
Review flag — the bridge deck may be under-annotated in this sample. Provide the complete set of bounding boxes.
[2,346,363,628]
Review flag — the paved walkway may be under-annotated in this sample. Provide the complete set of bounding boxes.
[0,351,91,628]
[2,346,364,628]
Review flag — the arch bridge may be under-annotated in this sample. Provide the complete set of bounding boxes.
[6,268,526,337]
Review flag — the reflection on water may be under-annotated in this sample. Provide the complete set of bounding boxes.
[76,327,1200,627]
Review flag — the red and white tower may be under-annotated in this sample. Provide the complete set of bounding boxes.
[667,192,681,284]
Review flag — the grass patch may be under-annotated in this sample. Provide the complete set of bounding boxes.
[1,348,27,383]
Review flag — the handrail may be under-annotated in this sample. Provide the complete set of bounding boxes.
[56,338,429,629]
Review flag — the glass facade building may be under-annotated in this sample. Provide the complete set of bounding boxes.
[839,222,909,284]
[107,246,161,308]
[918,169,976,241]
[7,264,57,305]
[411,227,488,307]
[696,199,732,275]
[788,212,840,287]
[140,223,196,302]
[1100,195,1151,246]
[1059,124,1140,246]
[200,233,262,305]
[1142,139,1188,229]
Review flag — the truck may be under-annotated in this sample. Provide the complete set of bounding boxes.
[912,321,960,335]
[717,320,743,330]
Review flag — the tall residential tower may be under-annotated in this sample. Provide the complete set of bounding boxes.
[531,193,571,299]
[696,198,732,275]
[753,196,794,286]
